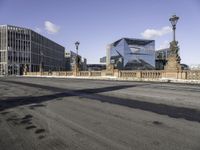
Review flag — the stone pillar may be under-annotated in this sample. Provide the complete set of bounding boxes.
[23,64,27,75]
[73,64,80,76]
[113,69,119,77]
[136,71,141,78]
[165,41,181,71]
[106,64,114,76]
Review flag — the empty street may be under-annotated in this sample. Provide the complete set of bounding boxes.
[0,77,200,150]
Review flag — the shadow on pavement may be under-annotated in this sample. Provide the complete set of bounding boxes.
[0,80,139,111]
[89,94,200,123]
[0,80,200,123]
[0,80,140,93]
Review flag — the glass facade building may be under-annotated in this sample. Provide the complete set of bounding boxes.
[106,38,155,70]
[0,25,65,75]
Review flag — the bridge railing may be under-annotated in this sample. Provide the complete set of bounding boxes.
[119,70,163,79]
[185,70,200,80]
[119,71,138,78]
[141,71,163,79]
[90,71,102,76]
[79,71,89,76]
[25,70,200,80]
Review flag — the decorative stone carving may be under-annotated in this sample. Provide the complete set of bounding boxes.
[165,41,182,72]
[106,64,114,71]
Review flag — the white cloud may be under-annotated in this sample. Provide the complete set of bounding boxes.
[35,27,42,33]
[141,26,172,39]
[158,40,170,49]
[44,21,60,34]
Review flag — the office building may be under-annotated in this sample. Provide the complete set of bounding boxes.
[87,64,106,71]
[100,56,106,64]
[0,25,65,75]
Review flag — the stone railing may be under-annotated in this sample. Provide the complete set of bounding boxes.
[90,71,101,76]
[66,71,73,76]
[79,71,89,76]
[26,72,42,76]
[52,71,60,76]
[119,70,162,79]
[141,71,162,79]
[25,69,200,81]
[119,71,138,78]
[186,70,200,80]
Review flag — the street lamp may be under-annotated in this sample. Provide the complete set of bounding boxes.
[164,15,182,72]
[169,15,179,41]
[75,41,80,70]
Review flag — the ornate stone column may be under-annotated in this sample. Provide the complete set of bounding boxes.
[164,41,182,71]
[164,15,183,79]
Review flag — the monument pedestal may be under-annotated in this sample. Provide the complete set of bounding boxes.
[164,56,182,79]
[164,41,183,79]
[164,56,181,72]
[73,65,79,76]
[105,64,115,76]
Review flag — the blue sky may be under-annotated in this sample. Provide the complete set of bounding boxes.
[0,0,200,64]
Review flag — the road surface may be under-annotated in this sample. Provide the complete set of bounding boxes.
[0,77,200,150]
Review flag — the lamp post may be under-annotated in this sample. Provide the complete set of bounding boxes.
[169,15,179,42]
[75,41,80,74]
[165,15,181,72]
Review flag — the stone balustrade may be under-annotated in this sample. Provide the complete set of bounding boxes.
[79,71,89,76]
[186,70,200,80]
[141,71,162,79]
[119,71,137,78]
[66,71,73,76]
[90,71,101,76]
[25,69,200,81]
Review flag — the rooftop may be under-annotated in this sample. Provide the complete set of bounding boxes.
[111,38,154,47]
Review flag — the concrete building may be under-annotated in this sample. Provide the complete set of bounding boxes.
[87,64,106,71]
[65,50,87,71]
[100,56,106,64]
[65,51,76,71]
[106,38,155,70]
[0,25,65,75]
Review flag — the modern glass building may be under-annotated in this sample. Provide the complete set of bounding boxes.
[106,38,155,70]
[0,25,65,75]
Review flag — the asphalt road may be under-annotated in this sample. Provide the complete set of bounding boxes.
[0,77,200,150]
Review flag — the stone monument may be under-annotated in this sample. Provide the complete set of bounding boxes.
[164,40,182,71]
[164,15,185,79]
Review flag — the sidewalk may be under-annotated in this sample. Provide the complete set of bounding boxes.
[23,75,200,84]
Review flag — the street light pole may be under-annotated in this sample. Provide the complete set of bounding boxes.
[165,15,181,71]
[75,41,80,74]
[169,15,179,42]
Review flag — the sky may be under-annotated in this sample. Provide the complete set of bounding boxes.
[0,0,200,65]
